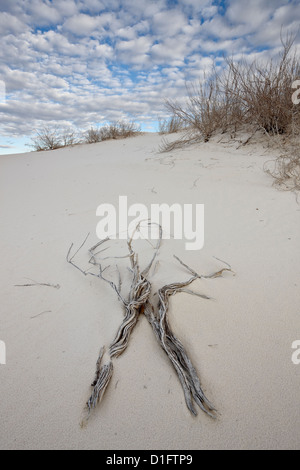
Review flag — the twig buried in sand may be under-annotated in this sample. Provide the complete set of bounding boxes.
[30,310,52,319]
[15,279,60,289]
[67,224,232,422]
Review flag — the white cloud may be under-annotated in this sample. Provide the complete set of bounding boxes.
[63,13,100,35]
[77,0,106,14]
[117,36,152,54]
[0,0,25,16]
[26,0,63,26]
[152,9,188,37]
[226,0,290,27]
[180,0,212,7]
[115,36,154,66]
[52,0,79,17]
[116,0,167,21]
[201,5,218,19]
[273,3,299,23]
[94,43,114,59]
[116,26,137,40]
[151,36,189,66]
[0,12,28,35]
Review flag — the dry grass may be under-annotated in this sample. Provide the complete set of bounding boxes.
[158,130,202,153]
[264,138,300,192]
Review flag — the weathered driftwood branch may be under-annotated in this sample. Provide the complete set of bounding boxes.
[67,225,232,421]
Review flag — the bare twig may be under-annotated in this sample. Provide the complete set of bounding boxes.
[15,279,60,289]
[30,310,52,319]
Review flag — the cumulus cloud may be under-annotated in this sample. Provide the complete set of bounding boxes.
[152,9,188,37]
[151,36,190,66]
[63,13,101,35]
[27,0,63,26]
[0,12,28,35]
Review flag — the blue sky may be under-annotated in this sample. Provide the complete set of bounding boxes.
[0,0,299,154]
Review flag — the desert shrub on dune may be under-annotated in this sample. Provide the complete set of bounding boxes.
[158,115,186,134]
[30,126,80,151]
[113,120,141,138]
[61,128,79,147]
[84,121,140,144]
[224,36,299,136]
[161,32,300,189]
[164,33,299,143]
[84,127,102,144]
[30,126,63,151]
[30,121,140,151]
[165,78,228,142]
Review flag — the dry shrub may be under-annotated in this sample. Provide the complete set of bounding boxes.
[114,120,141,138]
[30,121,140,151]
[161,32,300,190]
[30,126,63,151]
[85,121,140,144]
[158,115,187,134]
[264,141,300,192]
[30,126,79,151]
[61,128,79,147]
[85,127,102,144]
[164,33,299,145]
[225,33,300,135]
[165,78,225,143]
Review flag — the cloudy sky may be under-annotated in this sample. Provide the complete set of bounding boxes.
[0,0,299,154]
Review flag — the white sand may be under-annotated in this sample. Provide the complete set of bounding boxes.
[0,132,300,450]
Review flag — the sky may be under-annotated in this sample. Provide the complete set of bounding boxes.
[0,0,299,154]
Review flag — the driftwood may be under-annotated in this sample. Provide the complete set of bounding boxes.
[67,224,232,422]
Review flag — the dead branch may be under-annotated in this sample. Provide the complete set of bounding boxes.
[68,226,232,421]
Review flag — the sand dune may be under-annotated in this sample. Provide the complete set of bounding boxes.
[0,133,300,450]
